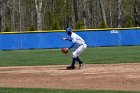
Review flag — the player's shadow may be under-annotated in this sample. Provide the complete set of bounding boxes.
[57,68,71,70]
[57,68,79,70]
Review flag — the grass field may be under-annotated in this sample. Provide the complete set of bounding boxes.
[0,46,140,93]
[0,88,139,93]
[0,46,140,66]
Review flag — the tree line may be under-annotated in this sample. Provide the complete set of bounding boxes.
[0,0,140,32]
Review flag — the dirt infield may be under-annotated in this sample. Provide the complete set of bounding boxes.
[0,63,140,91]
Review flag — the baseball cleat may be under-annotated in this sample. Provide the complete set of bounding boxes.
[67,66,75,70]
[79,63,84,69]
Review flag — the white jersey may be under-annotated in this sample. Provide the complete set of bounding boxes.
[71,32,86,46]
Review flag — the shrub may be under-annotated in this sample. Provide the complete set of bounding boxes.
[51,22,60,30]
[3,24,11,32]
[27,25,36,31]
[75,21,84,29]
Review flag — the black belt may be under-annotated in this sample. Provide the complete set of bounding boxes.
[79,44,85,46]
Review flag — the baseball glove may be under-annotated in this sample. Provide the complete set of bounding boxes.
[61,48,69,54]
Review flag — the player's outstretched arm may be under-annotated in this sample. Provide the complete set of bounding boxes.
[63,38,72,41]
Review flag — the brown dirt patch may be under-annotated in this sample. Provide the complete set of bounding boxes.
[0,63,140,91]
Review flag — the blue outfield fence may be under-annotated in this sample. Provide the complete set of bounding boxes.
[0,28,140,50]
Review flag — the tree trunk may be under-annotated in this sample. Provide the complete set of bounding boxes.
[99,0,108,27]
[0,0,2,32]
[73,0,79,24]
[133,0,140,26]
[83,0,87,29]
[117,0,122,28]
[35,0,42,31]
[66,0,70,27]
[19,0,22,31]
[11,0,16,31]
[109,0,112,28]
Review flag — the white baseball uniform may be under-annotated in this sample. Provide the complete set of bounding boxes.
[70,32,87,58]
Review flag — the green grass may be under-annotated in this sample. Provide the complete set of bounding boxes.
[84,46,140,64]
[0,88,139,93]
[0,46,140,66]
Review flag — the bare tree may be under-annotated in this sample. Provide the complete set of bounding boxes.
[11,0,16,31]
[73,0,78,23]
[133,0,140,26]
[83,0,87,29]
[109,0,112,27]
[66,0,69,27]
[99,0,108,27]
[0,0,2,31]
[18,0,22,31]
[117,0,122,28]
[35,0,42,30]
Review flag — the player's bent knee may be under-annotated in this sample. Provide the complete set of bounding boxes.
[72,53,77,58]
[83,44,87,49]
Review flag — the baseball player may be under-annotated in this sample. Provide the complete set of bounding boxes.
[63,27,87,69]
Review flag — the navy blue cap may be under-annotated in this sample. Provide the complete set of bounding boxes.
[66,27,72,33]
